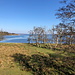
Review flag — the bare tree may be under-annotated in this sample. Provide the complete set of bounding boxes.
[48,26,56,44]
[56,0,75,22]
[55,0,75,44]
[28,27,48,45]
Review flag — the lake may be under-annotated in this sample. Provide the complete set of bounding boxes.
[0,34,29,43]
[0,34,70,44]
[0,34,52,43]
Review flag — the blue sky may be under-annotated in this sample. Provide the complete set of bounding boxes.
[0,0,61,33]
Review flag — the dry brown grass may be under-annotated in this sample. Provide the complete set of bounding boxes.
[0,43,51,70]
[0,43,29,68]
[0,43,75,75]
[0,43,36,75]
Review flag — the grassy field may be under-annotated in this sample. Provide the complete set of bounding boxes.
[0,43,75,75]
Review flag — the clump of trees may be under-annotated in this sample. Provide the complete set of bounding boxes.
[50,23,75,45]
[55,0,75,44]
[28,27,48,45]
[28,0,75,45]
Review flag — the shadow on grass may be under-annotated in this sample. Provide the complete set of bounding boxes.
[12,53,75,75]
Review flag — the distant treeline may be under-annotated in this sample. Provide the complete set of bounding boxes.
[0,30,18,40]
[0,30,18,35]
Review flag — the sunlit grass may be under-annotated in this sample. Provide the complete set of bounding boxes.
[0,43,75,75]
[0,43,56,75]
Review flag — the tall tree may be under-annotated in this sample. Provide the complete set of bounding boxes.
[55,0,75,44]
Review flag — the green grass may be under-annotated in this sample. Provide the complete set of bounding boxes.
[0,43,55,75]
[0,43,75,75]
[0,67,32,75]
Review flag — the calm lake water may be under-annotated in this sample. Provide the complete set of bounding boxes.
[0,34,74,44]
[0,34,29,43]
[0,34,52,43]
